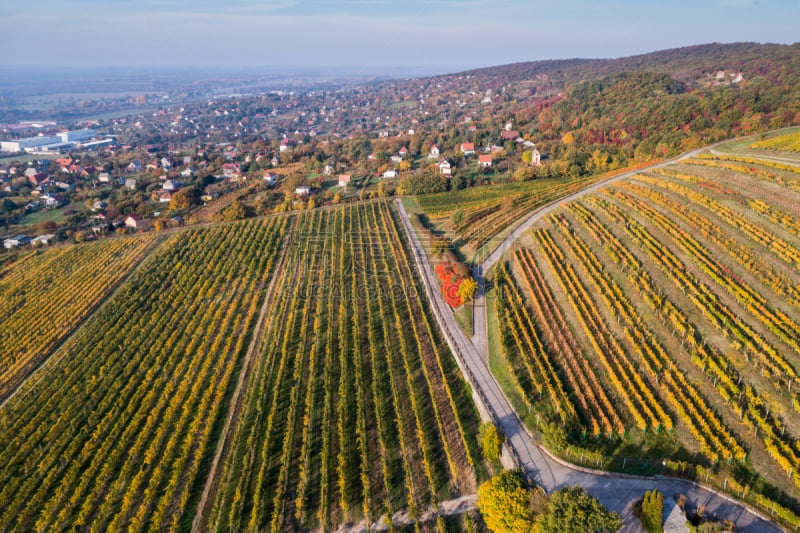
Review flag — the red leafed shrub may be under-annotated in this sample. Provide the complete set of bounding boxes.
[437,261,465,307]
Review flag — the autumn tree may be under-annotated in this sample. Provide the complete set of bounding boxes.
[479,422,505,462]
[222,201,247,222]
[170,187,199,210]
[535,486,621,533]
[477,470,536,533]
[38,220,57,234]
[639,489,663,533]
[458,277,478,303]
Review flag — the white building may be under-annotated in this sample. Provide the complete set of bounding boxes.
[57,129,96,143]
[3,235,31,249]
[1,136,61,153]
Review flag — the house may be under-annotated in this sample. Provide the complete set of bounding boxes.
[398,146,409,158]
[125,213,148,229]
[338,174,352,187]
[478,154,493,168]
[323,164,333,176]
[382,169,398,179]
[127,160,142,172]
[263,172,278,185]
[460,142,475,156]
[28,173,47,186]
[124,178,138,191]
[92,199,107,211]
[501,130,520,141]
[180,167,196,178]
[159,192,172,203]
[31,234,55,246]
[438,159,452,176]
[98,172,111,183]
[222,163,241,177]
[295,185,312,197]
[531,149,541,166]
[162,179,179,191]
[161,157,172,170]
[42,194,64,208]
[390,155,403,164]
[3,235,31,249]
[271,156,280,167]
[279,139,295,152]
[428,145,440,158]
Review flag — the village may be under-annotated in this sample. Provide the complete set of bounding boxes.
[0,74,555,250]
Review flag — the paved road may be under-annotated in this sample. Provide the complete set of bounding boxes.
[395,197,784,532]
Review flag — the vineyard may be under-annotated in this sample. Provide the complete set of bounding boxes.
[750,130,800,152]
[207,201,485,531]
[416,162,657,257]
[0,234,161,401]
[0,216,287,532]
[494,158,800,501]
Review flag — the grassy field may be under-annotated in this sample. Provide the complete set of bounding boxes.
[490,156,800,516]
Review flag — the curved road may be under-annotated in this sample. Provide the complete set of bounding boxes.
[394,145,785,533]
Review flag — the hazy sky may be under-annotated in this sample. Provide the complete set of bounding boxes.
[1,0,798,71]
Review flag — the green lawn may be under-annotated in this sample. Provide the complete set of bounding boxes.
[454,303,473,338]
[19,205,71,226]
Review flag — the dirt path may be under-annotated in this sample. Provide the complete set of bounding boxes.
[191,218,296,532]
[334,495,478,533]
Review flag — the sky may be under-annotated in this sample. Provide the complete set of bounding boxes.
[1,0,798,72]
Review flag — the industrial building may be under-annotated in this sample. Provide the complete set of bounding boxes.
[0,129,97,153]
[57,129,95,143]
[0,136,61,153]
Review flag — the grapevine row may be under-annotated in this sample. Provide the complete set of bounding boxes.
[571,199,800,478]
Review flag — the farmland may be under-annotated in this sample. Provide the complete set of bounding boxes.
[415,162,657,261]
[206,201,485,531]
[0,234,161,401]
[0,217,287,531]
[492,157,800,504]
[750,129,800,153]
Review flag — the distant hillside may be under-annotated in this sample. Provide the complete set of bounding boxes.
[458,42,800,85]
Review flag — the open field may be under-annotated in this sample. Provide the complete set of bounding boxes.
[491,157,800,514]
[0,234,161,401]
[0,217,287,532]
[207,201,486,531]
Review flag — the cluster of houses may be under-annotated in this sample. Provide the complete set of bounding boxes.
[425,127,541,177]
